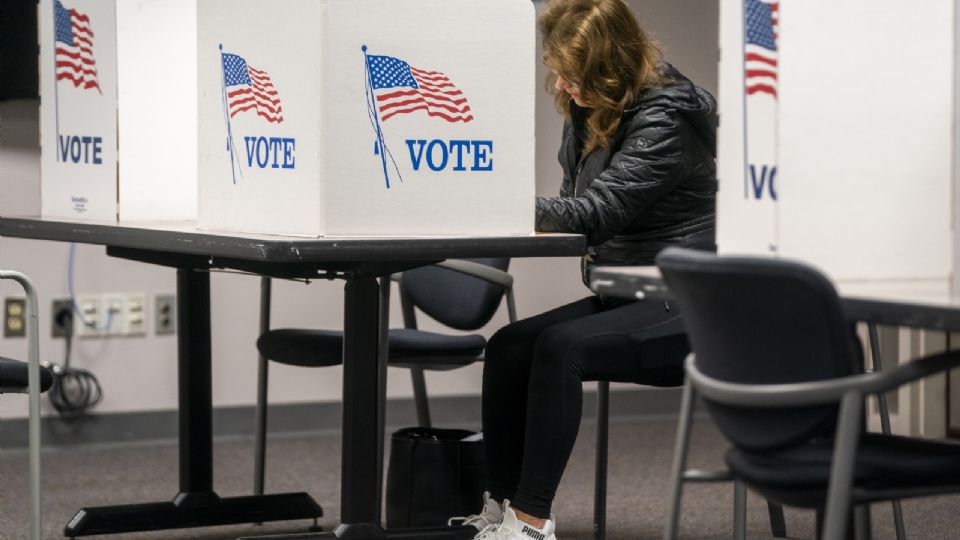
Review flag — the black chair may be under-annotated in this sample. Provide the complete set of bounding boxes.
[592,321,786,540]
[1,270,54,540]
[251,258,516,496]
[658,247,960,540]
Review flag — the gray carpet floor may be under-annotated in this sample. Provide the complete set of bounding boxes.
[2,416,959,539]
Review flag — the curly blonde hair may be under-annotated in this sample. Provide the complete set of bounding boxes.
[539,0,667,153]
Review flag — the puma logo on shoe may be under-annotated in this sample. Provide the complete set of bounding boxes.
[521,525,546,540]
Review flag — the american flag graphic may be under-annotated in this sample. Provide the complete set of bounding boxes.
[745,0,778,98]
[222,53,283,123]
[54,0,100,92]
[366,54,473,123]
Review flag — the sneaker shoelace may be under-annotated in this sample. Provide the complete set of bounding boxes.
[448,512,494,528]
[474,521,503,539]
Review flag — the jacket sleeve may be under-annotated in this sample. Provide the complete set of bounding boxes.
[536,106,688,245]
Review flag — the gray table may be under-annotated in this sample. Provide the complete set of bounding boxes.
[0,216,585,539]
[589,265,960,332]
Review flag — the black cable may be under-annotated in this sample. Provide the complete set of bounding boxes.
[46,306,102,418]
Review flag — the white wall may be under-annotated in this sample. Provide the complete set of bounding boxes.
[0,0,718,419]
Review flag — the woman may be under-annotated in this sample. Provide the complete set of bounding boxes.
[452,0,717,538]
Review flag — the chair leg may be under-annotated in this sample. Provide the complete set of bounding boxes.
[853,504,872,540]
[767,500,788,537]
[253,359,270,497]
[20,275,42,540]
[410,367,432,427]
[822,392,864,540]
[377,276,392,510]
[253,277,272,498]
[733,481,747,540]
[665,381,696,540]
[593,381,610,540]
[816,508,825,540]
[866,324,905,540]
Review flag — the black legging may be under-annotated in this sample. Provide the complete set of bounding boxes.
[482,295,690,519]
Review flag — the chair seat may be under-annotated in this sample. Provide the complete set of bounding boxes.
[257,328,487,368]
[726,433,960,505]
[0,356,54,393]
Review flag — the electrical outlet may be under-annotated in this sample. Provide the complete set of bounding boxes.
[124,293,147,336]
[4,297,26,338]
[101,294,126,337]
[155,294,176,335]
[76,295,102,338]
[51,298,74,338]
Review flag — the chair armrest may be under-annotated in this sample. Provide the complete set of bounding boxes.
[434,259,514,290]
[687,349,960,408]
[390,260,512,289]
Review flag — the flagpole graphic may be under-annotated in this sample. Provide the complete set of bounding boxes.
[362,45,393,189]
[52,0,61,161]
[219,44,242,184]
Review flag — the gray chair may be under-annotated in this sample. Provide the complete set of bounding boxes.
[0,270,53,540]
[252,258,516,496]
[658,247,960,540]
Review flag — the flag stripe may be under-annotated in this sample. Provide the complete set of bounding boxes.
[54,47,95,63]
[409,67,442,77]
[231,103,283,123]
[227,86,281,105]
[230,98,282,116]
[418,90,466,104]
[375,88,468,106]
[70,8,89,22]
[227,91,282,113]
[745,52,777,67]
[746,69,777,79]
[747,84,778,97]
[381,105,474,123]
[55,60,97,75]
[55,72,99,88]
[380,96,470,115]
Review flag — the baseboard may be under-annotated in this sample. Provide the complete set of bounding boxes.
[0,387,682,449]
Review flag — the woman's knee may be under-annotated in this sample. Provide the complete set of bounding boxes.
[490,317,543,352]
[485,320,537,369]
[531,325,583,375]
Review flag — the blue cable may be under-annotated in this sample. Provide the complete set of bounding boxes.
[68,243,114,331]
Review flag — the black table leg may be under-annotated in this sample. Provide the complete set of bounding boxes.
[239,273,473,540]
[340,274,382,531]
[65,268,323,537]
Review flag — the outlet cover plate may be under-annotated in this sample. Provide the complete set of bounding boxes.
[51,298,74,338]
[155,294,176,335]
[4,297,26,338]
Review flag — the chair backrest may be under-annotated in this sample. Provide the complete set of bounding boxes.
[400,258,510,331]
[656,247,862,451]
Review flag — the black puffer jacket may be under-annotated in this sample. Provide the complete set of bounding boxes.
[536,63,717,285]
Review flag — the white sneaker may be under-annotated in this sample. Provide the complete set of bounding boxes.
[449,491,503,530]
[474,500,557,540]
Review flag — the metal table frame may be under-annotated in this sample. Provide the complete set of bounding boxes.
[0,217,585,539]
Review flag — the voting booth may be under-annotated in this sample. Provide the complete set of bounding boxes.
[197,0,536,237]
[39,0,197,221]
[717,0,959,283]
[718,0,960,438]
